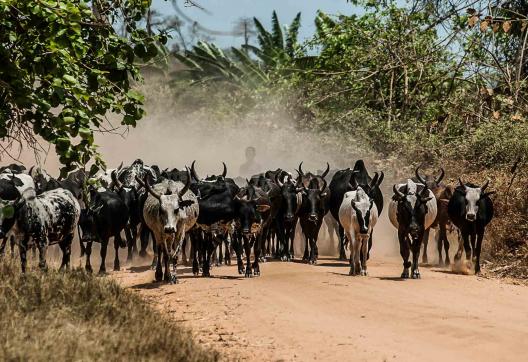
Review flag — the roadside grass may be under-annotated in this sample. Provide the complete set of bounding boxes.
[0,257,219,361]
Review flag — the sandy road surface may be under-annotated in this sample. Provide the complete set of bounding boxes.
[112,256,528,362]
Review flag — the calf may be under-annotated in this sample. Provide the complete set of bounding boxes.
[339,186,378,276]
[79,189,129,273]
[138,174,198,283]
[389,179,437,279]
[448,179,494,274]
[1,188,80,273]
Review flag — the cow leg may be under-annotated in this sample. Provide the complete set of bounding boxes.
[59,234,73,270]
[411,235,422,279]
[442,226,451,266]
[218,237,224,265]
[347,232,356,276]
[421,228,430,264]
[224,238,231,265]
[338,225,346,260]
[181,235,188,265]
[191,233,200,276]
[435,228,443,266]
[99,238,109,274]
[469,231,477,261]
[162,246,173,283]
[125,225,134,263]
[139,224,150,258]
[309,237,317,265]
[474,228,485,275]
[85,241,93,273]
[302,233,309,261]
[463,232,472,262]
[151,243,158,270]
[252,236,261,276]
[398,232,411,278]
[114,234,122,271]
[154,242,163,282]
[0,236,7,256]
[10,235,15,257]
[243,236,253,278]
[202,234,214,277]
[78,225,86,257]
[19,237,28,273]
[454,230,465,262]
[360,235,369,276]
[35,237,48,271]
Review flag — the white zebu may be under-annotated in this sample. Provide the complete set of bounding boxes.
[137,174,198,283]
[339,186,378,276]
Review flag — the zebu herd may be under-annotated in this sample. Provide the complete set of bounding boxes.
[0,159,494,281]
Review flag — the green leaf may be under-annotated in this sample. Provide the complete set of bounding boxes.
[63,74,77,84]
[2,205,14,219]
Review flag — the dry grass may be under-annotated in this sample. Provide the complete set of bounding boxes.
[0,258,219,362]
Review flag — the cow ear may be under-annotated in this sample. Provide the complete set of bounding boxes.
[421,196,433,203]
[179,199,195,208]
[482,191,496,198]
[256,204,271,213]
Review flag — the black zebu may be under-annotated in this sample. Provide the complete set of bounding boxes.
[275,175,302,261]
[79,188,130,273]
[448,179,494,274]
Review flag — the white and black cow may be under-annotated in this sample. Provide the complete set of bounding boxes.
[448,179,494,274]
[137,174,198,283]
[0,187,80,272]
[339,186,378,276]
[389,179,437,279]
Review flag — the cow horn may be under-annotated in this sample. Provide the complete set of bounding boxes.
[298,162,304,176]
[393,184,404,198]
[221,162,227,178]
[435,168,445,184]
[136,176,161,201]
[190,161,200,181]
[321,162,330,178]
[117,162,123,172]
[376,171,384,187]
[319,178,327,192]
[348,173,358,190]
[275,173,284,187]
[179,168,192,198]
[458,177,465,188]
[481,179,490,192]
[368,172,379,190]
[111,170,123,190]
[415,166,426,185]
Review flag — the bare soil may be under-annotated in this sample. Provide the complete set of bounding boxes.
[112,254,528,362]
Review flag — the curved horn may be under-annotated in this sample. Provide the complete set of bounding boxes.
[221,162,227,178]
[415,166,426,185]
[117,161,123,172]
[190,161,200,181]
[136,176,161,201]
[435,168,445,184]
[298,162,304,176]
[111,170,123,190]
[275,173,284,188]
[319,178,327,192]
[348,173,358,190]
[376,171,384,187]
[481,179,490,192]
[458,177,465,188]
[368,172,379,190]
[321,162,330,178]
[393,184,404,198]
[178,168,192,198]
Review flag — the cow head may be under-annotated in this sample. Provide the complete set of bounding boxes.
[300,178,328,223]
[393,180,433,239]
[79,191,104,242]
[351,186,375,235]
[235,186,271,236]
[190,161,228,182]
[458,178,495,221]
[276,175,301,223]
[415,166,445,190]
[136,172,194,234]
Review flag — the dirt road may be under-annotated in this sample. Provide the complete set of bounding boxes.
[112,255,528,362]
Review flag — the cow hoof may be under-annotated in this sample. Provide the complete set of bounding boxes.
[245,268,252,278]
[348,270,356,276]
[139,250,148,258]
[360,270,368,276]
[170,275,178,284]
[98,270,107,276]
[412,271,421,279]
[400,271,409,279]
[150,263,157,271]
[253,269,260,276]
[85,265,93,273]
[114,264,120,271]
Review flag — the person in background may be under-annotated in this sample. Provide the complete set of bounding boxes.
[239,146,261,177]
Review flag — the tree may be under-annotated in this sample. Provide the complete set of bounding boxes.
[0,0,165,175]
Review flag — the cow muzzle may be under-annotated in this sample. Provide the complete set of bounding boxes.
[308,214,318,222]
[164,226,176,234]
[466,213,476,221]
[285,214,295,222]
[360,227,369,235]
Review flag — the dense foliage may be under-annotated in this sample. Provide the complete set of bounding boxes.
[0,0,165,175]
